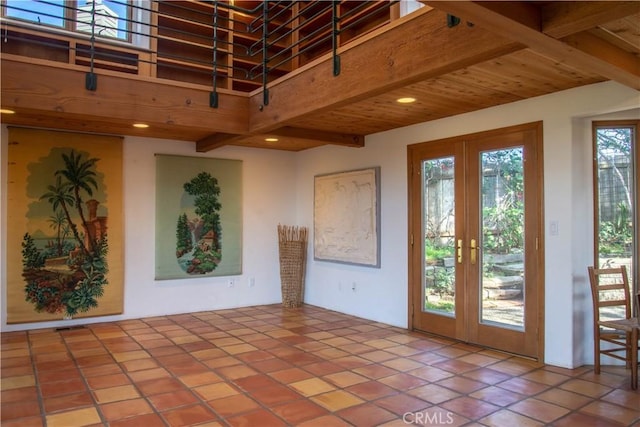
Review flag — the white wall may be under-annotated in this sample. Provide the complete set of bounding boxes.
[2,81,639,369]
[0,134,298,331]
[297,81,640,368]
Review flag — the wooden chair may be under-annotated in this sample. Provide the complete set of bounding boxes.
[587,266,635,374]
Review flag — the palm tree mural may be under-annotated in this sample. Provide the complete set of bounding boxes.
[40,175,87,255]
[47,210,68,256]
[22,149,108,316]
[56,150,99,253]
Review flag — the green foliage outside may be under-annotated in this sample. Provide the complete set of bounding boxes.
[481,149,524,255]
[424,241,455,308]
[482,204,524,254]
[425,299,454,312]
[596,127,633,259]
[426,266,455,297]
[599,203,633,256]
[425,244,454,261]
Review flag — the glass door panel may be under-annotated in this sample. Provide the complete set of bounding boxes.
[423,157,456,316]
[480,148,525,329]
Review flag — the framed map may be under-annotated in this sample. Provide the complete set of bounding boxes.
[314,167,380,267]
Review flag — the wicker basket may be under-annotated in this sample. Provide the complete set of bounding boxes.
[278,225,308,308]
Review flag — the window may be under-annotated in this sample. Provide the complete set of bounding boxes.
[3,0,148,45]
[593,121,639,311]
[399,0,424,18]
[4,0,66,27]
[76,0,127,39]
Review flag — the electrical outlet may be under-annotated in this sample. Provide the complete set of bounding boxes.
[227,279,235,288]
[249,277,255,287]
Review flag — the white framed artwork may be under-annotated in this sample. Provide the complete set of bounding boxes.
[313,167,381,268]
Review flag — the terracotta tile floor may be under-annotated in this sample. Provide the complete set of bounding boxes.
[1,304,639,426]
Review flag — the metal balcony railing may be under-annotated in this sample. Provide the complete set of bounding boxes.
[1,1,399,107]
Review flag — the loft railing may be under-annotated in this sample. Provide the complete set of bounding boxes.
[1,1,401,107]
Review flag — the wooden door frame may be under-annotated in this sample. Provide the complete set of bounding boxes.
[407,122,545,362]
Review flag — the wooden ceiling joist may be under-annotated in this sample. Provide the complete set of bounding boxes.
[196,133,244,152]
[1,56,250,139]
[427,1,640,89]
[196,126,364,152]
[541,1,640,39]
[1,2,637,152]
[269,127,365,147]
[248,8,523,134]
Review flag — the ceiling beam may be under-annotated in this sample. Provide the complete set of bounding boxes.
[541,1,640,39]
[196,133,242,152]
[269,127,364,147]
[1,56,250,136]
[427,1,640,89]
[562,31,639,77]
[196,126,364,152]
[248,8,523,134]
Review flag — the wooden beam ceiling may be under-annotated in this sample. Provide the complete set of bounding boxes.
[248,8,523,134]
[541,1,640,38]
[1,57,250,138]
[196,127,364,152]
[426,1,640,89]
[1,2,637,152]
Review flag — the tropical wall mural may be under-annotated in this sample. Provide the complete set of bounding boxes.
[155,155,242,280]
[6,128,123,323]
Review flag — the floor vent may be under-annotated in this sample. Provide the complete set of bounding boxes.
[54,325,86,332]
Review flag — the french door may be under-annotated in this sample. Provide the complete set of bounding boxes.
[408,122,544,360]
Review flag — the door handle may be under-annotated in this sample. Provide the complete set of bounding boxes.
[470,239,477,265]
[457,239,463,264]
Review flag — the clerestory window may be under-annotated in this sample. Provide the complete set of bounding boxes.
[2,0,149,47]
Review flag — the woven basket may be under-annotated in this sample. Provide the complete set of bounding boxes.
[278,225,308,308]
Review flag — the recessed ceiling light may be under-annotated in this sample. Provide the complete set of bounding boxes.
[396,97,416,104]
[265,137,278,142]
[133,123,149,128]
[0,108,16,114]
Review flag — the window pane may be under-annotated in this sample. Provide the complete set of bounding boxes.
[480,148,525,330]
[76,0,129,40]
[5,0,65,27]
[4,1,131,41]
[595,126,635,298]
[423,157,456,316]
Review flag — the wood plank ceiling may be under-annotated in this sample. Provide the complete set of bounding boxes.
[2,1,639,151]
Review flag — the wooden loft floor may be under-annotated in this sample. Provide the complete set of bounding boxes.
[1,1,639,151]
